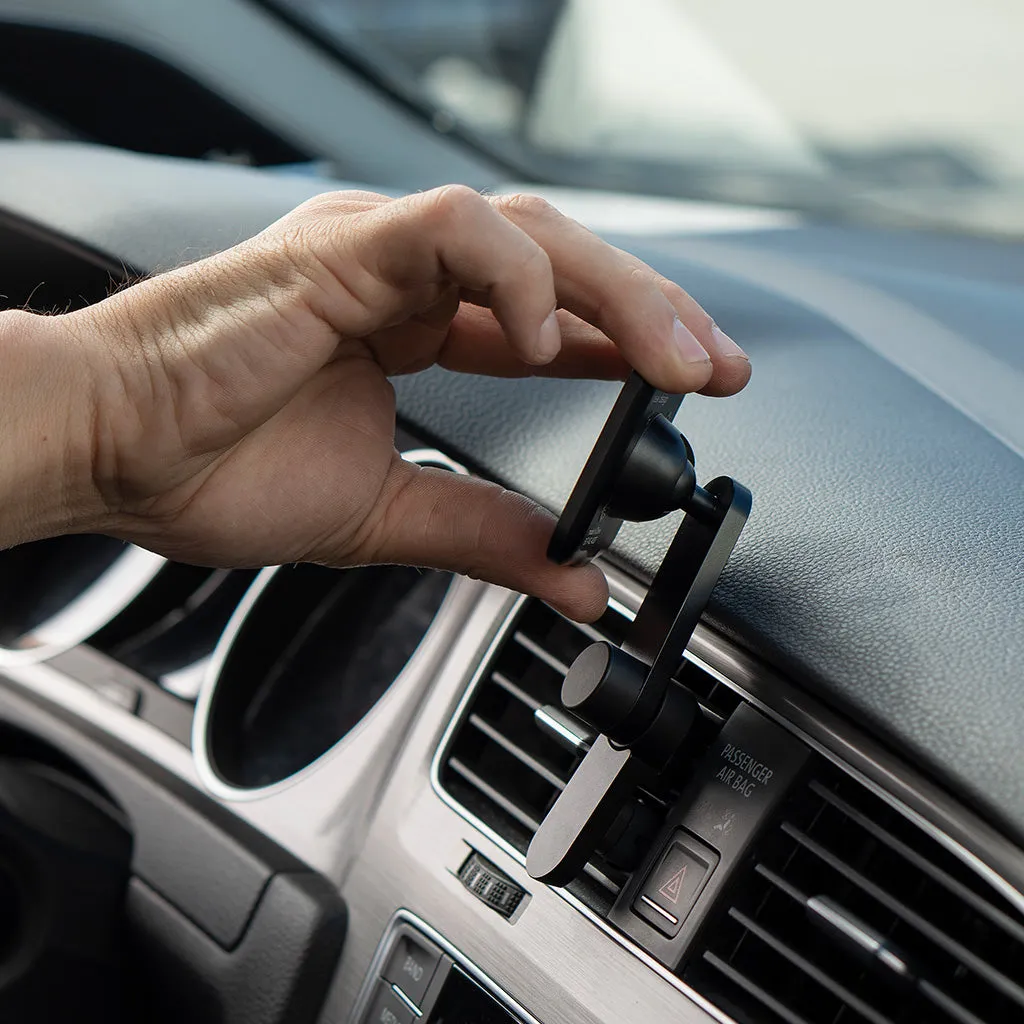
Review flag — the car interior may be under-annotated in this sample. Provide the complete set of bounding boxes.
[0,3,1022,1023]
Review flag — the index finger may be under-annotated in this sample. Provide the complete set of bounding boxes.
[489,193,750,396]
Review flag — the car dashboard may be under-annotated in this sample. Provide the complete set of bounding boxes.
[0,141,1022,1024]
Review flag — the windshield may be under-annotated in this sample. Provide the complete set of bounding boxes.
[273,0,1024,236]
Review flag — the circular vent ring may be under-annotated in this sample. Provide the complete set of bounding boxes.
[192,448,466,798]
[0,538,166,668]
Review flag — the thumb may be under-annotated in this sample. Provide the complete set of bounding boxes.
[352,461,608,623]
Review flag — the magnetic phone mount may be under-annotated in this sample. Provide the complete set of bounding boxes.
[526,372,751,886]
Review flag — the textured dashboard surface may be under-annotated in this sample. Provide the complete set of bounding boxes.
[2,142,1022,843]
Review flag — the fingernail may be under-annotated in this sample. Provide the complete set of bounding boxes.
[534,309,561,364]
[673,317,712,365]
[711,323,748,360]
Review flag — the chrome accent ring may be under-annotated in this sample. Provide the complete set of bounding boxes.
[0,544,167,668]
[192,448,468,802]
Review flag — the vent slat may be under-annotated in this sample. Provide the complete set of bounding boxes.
[758,858,971,1017]
[702,952,816,1024]
[754,862,809,904]
[439,600,731,918]
[569,618,608,645]
[490,670,541,711]
[810,780,1024,948]
[447,758,542,833]
[686,763,1024,1024]
[467,714,567,790]
[581,860,622,898]
[728,907,898,1024]
[918,982,989,1024]
[512,630,569,675]
[782,822,1024,1010]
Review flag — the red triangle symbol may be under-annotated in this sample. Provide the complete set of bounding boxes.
[658,864,687,904]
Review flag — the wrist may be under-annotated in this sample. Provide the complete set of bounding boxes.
[0,309,106,547]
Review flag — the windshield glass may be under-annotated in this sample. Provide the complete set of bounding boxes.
[274,0,1024,236]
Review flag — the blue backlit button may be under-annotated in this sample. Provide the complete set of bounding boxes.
[383,933,441,1008]
[364,982,414,1024]
[633,831,719,937]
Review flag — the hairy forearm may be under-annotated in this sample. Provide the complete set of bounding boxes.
[0,309,102,548]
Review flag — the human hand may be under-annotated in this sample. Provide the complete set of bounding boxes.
[6,187,749,621]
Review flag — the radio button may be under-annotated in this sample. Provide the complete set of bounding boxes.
[364,982,414,1024]
[383,934,441,1008]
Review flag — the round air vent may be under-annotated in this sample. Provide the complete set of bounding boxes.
[0,536,166,667]
[193,449,465,794]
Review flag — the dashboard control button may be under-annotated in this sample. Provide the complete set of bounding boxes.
[633,831,718,936]
[458,851,527,919]
[364,982,415,1024]
[383,934,441,1007]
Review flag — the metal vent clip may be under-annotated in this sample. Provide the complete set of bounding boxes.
[526,372,751,886]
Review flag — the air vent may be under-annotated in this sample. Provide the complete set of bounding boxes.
[198,562,453,791]
[88,566,257,700]
[437,599,740,914]
[685,760,1024,1024]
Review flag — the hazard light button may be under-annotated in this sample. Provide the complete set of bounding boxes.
[632,831,719,937]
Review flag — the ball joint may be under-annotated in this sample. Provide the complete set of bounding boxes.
[604,415,719,524]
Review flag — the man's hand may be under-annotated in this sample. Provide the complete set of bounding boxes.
[10,187,750,621]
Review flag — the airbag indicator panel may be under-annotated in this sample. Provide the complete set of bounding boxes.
[610,703,810,965]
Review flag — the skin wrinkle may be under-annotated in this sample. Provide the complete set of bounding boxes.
[326,449,415,567]
[171,304,296,445]
[299,231,410,343]
[56,310,118,525]
[436,305,630,381]
[111,319,197,507]
[0,185,749,621]
[141,356,387,547]
[0,313,93,540]
[394,188,558,363]
[86,313,158,512]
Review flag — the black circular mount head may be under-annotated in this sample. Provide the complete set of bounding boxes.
[548,373,685,565]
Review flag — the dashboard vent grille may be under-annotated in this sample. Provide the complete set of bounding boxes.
[685,760,1024,1024]
[438,599,739,913]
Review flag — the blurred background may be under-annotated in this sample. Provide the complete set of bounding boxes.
[1,0,1022,235]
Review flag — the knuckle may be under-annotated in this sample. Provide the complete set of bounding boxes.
[626,263,650,288]
[520,240,553,281]
[623,264,659,300]
[658,278,714,330]
[423,183,485,222]
[658,277,690,305]
[495,191,558,223]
